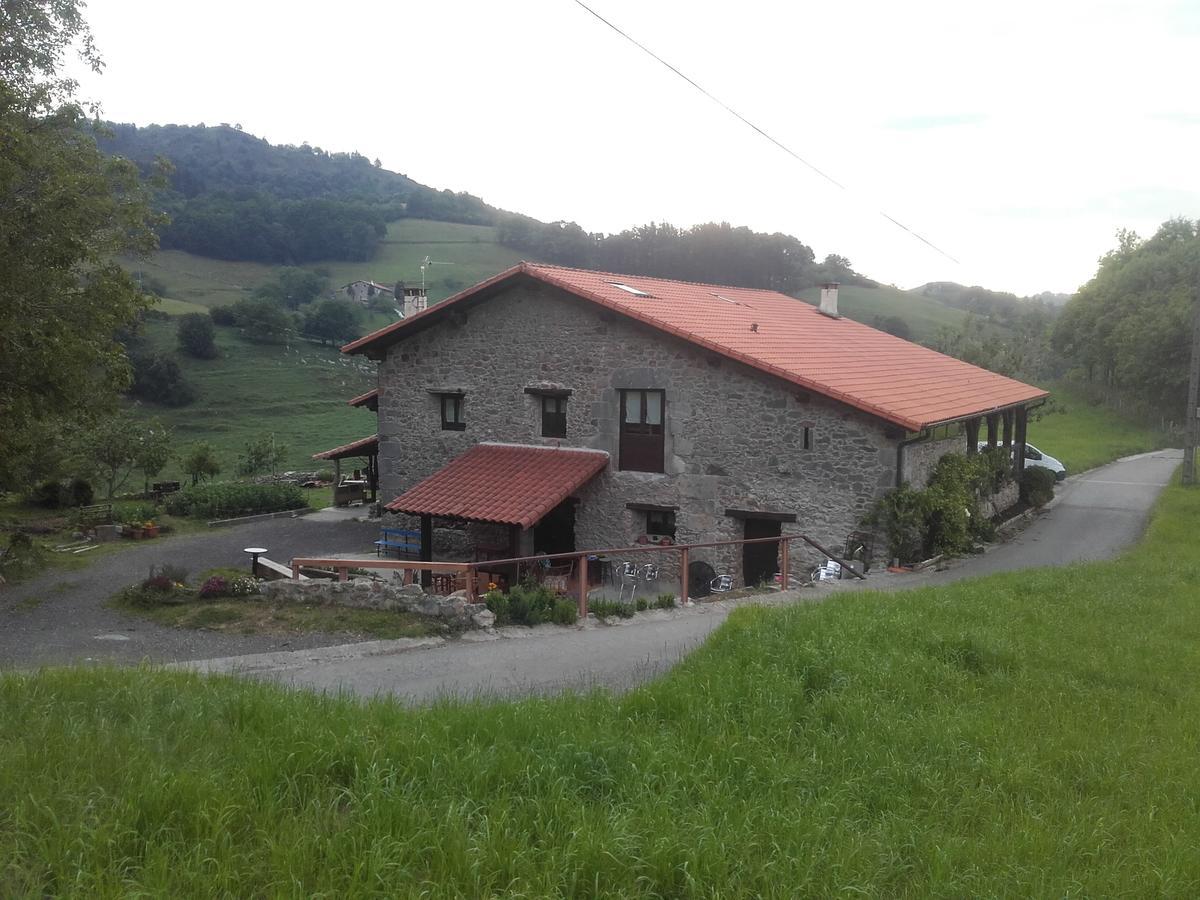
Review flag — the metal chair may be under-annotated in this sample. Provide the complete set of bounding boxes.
[710,574,734,593]
[616,561,640,604]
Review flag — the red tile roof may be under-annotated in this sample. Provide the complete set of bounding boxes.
[347,388,378,408]
[386,443,609,528]
[344,263,1047,432]
[312,434,378,461]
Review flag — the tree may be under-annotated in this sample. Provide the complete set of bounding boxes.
[183,442,221,486]
[128,351,197,406]
[237,434,287,478]
[177,312,218,358]
[302,299,362,345]
[230,296,293,342]
[79,414,168,499]
[134,421,174,497]
[0,1,162,491]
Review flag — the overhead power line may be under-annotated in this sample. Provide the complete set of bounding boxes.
[570,0,960,265]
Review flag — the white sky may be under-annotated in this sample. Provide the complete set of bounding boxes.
[74,0,1200,295]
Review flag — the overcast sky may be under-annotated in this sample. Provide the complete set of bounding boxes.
[75,0,1199,295]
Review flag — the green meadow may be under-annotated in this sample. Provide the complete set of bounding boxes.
[1029,383,1170,474]
[3,476,1199,896]
[796,282,972,342]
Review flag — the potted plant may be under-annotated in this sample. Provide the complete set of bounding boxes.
[126,522,144,539]
[143,520,160,538]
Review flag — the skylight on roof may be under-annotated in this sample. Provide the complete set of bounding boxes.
[608,282,653,298]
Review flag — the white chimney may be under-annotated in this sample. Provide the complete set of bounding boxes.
[818,282,840,318]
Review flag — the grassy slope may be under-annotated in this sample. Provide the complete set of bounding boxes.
[134,219,526,311]
[1029,383,1169,474]
[796,282,971,343]
[4,479,1200,896]
[127,320,374,479]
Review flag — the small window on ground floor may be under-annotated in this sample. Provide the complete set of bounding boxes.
[644,508,676,538]
[440,393,465,431]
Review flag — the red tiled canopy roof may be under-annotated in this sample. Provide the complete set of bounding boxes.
[386,443,609,528]
[347,388,378,409]
[344,262,1047,432]
[312,434,378,461]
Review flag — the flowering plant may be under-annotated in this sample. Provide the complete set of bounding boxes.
[198,575,227,598]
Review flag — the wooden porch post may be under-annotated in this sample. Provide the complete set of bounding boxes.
[986,414,999,448]
[420,514,433,588]
[367,453,377,502]
[1014,407,1028,477]
[965,418,981,454]
[779,539,789,591]
[1002,409,1014,448]
[679,547,689,603]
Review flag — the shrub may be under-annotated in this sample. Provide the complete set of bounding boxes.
[31,479,69,508]
[199,576,228,598]
[635,597,648,611]
[68,477,94,507]
[1020,467,1057,508]
[653,593,677,609]
[165,482,305,519]
[210,306,236,326]
[177,313,219,359]
[589,599,635,619]
[128,351,197,407]
[485,583,574,626]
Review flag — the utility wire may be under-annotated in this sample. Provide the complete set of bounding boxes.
[571,0,960,264]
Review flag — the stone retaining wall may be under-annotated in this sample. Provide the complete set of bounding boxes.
[263,579,494,628]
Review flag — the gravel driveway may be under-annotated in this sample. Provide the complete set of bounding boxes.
[0,509,380,667]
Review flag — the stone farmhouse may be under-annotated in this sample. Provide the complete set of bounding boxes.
[331,262,1047,584]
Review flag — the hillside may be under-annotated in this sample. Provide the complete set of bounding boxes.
[796,283,971,343]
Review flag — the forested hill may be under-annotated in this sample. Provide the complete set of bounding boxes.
[98,123,499,263]
[98,122,871,292]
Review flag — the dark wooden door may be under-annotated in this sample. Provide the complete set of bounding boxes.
[743,518,781,587]
[534,498,576,555]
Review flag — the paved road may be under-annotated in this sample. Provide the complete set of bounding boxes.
[183,449,1182,703]
[0,509,380,667]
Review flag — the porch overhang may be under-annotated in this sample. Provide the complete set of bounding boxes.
[312,434,379,461]
[385,443,609,529]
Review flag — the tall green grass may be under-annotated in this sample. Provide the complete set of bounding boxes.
[3,482,1199,896]
[1030,383,1169,473]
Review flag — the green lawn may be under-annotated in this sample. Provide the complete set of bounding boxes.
[126,319,374,480]
[4,476,1200,895]
[796,282,973,343]
[1029,383,1170,474]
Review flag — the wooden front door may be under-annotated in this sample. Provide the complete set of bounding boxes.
[743,518,781,587]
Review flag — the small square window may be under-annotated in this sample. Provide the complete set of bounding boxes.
[440,394,465,431]
[541,395,567,438]
[645,509,676,538]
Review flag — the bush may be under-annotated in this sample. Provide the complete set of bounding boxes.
[31,479,69,509]
[177,313,219,359]
[635,597,648,611]
[164,482,306,519]
[484,583,576,626]
[128,351,197,407]
[68,477,94,507]
[210,306,235,326]
[589,599,635,619]
[198,575,227,598]
[653,594,677,609]
[1020,467,1057,508]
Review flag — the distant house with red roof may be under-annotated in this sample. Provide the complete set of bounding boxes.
[340,262,1047,583]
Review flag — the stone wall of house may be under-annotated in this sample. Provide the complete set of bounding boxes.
[902,435,968,489]
[376,282,900,584]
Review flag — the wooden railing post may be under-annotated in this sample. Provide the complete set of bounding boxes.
[577,553,588,619]
[679,547,689,603]
[338,566,348,583]
[779,539,789,592]
[464,566,476,603]
[291,561,299,581]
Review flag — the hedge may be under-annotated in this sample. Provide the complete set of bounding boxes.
[165,482,306,519]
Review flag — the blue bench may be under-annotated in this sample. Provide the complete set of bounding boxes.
[375,527,420,558]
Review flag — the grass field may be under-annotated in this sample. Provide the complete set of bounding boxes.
[131,219,527,312]
[1028,383,1170,474]
[796,282,973,343]
[4,476,1199,895]
[126,319,374,480]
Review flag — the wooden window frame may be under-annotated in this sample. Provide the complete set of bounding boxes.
[439,394,465,431]
[619,389,665,473]
[541,394,567,438]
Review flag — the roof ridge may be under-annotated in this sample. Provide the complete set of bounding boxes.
[523,261,790,297]
[479,441,610,456]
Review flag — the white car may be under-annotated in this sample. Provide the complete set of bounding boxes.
[977,441,1067,481]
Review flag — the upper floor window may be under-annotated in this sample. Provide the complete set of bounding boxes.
[440,393,465,431]
[619,389,665,473]
[541,395,567,438]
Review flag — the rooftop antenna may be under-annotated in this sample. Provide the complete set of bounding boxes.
[420,255,455,293]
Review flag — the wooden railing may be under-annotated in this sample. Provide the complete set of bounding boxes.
[291,532,862,618]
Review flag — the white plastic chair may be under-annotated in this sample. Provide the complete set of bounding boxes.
[710,574,734,593]
[616,561,640,604]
